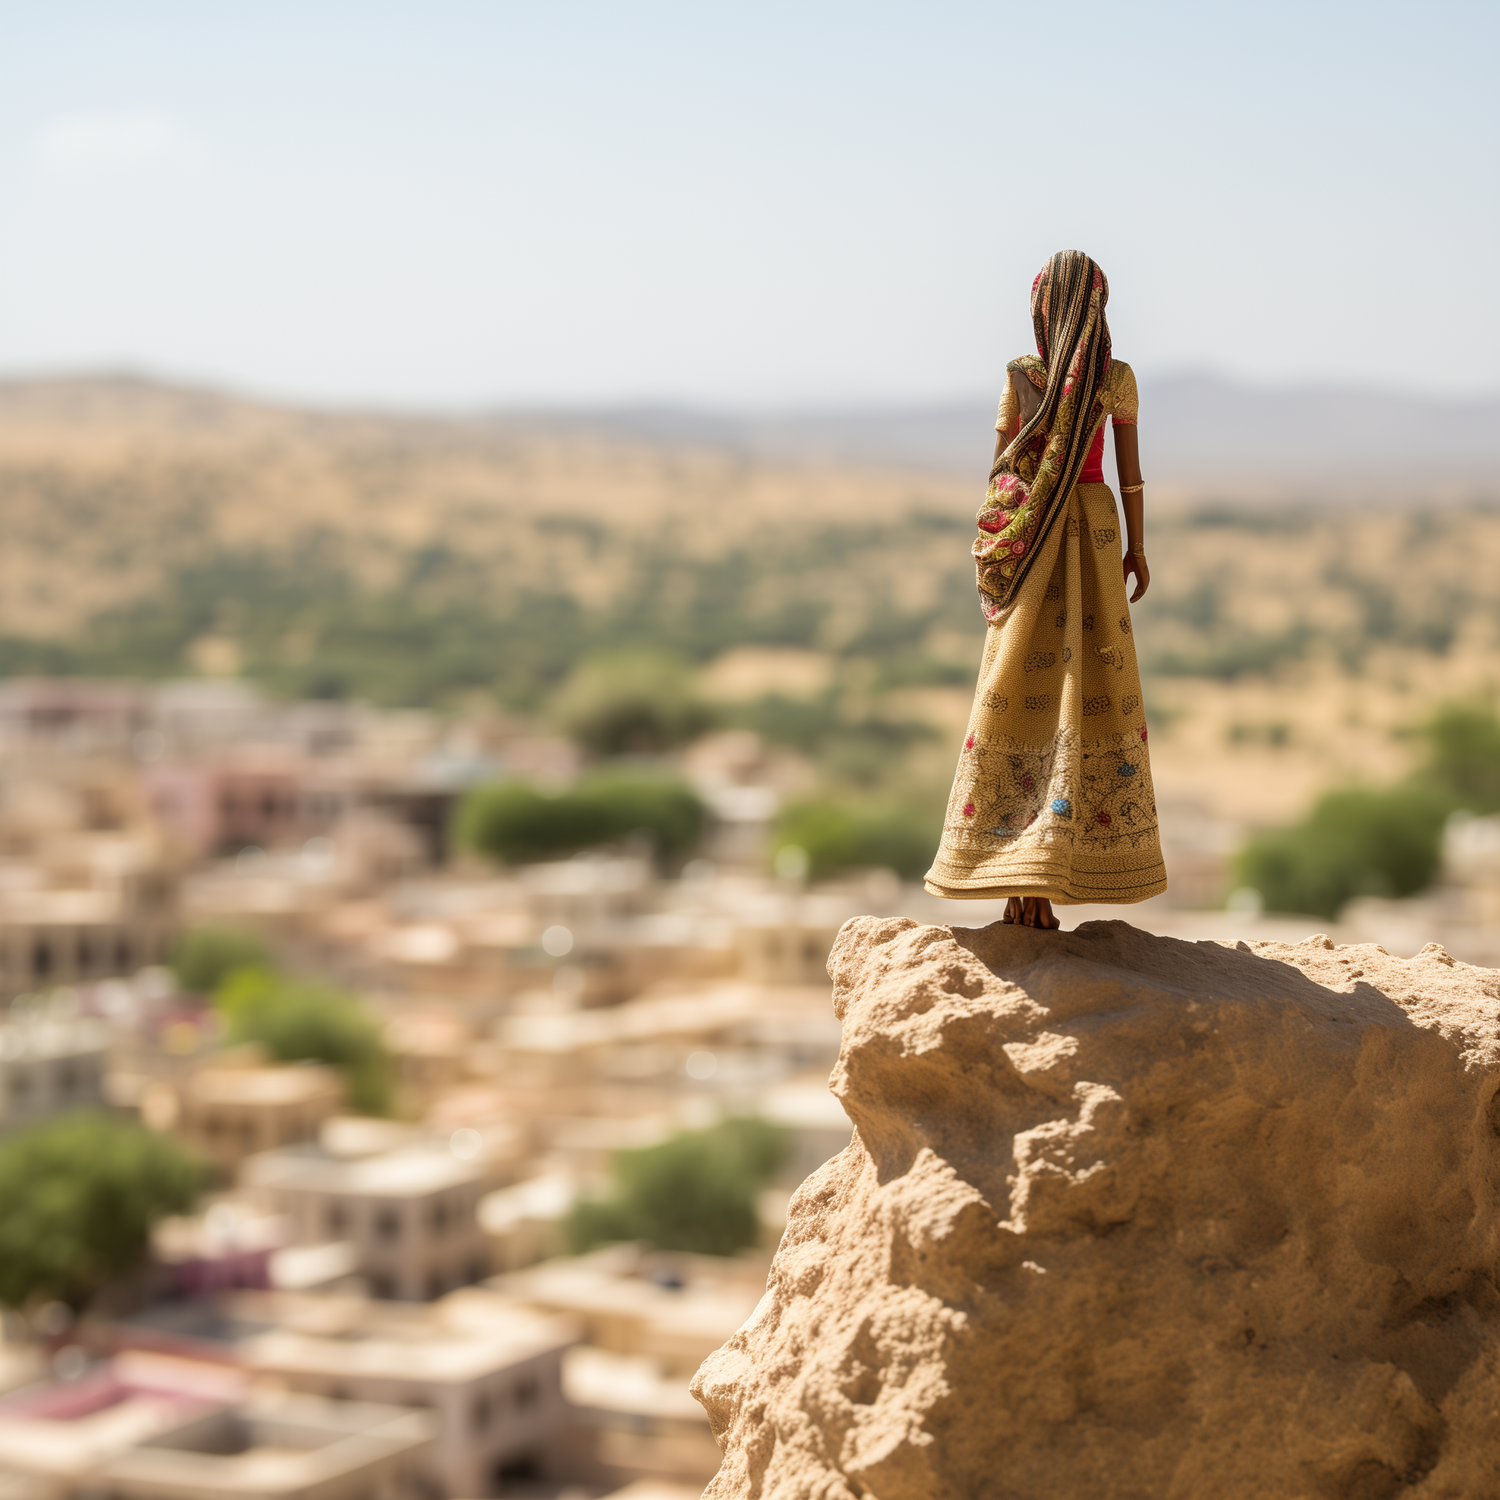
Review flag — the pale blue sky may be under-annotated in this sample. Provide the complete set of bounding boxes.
[1,0,1495,407]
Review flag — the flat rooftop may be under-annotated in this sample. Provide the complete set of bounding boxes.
[95,1390,432,1498]
[187,1065,342,1107]
[242,1142,486,1197]
[242,1290,577,1385]
[0,1017,109,1061]
[0,1352,244,1476]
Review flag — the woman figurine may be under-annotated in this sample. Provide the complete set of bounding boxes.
[924,249,1167,928]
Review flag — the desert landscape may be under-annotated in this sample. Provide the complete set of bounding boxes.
[7,8,1499,1497]
[3,374,1499,853]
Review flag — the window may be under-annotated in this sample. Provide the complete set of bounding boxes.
[471,1393,490,1432]
[375,1207,401,1243]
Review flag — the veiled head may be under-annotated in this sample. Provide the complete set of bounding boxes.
[1031,250,1109,366]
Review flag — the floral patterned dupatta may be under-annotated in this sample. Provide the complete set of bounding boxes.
[973,250,1112,619]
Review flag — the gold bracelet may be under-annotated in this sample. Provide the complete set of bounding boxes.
[1120,482,1145,494]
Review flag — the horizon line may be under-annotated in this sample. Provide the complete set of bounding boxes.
[3,364,1500,420]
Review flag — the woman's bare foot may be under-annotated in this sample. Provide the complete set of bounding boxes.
[1003,896,1060,929]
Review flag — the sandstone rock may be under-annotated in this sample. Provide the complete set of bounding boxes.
[691,919,1500,1500]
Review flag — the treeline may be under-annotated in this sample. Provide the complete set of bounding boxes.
[1133,505,1500,681]
[8,505,1494,705]
[1238,705,1500,917]
[0,517,980,709]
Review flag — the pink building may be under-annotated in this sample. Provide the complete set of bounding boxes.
[143,758,329,859]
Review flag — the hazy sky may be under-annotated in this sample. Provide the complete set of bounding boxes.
[1,0,1495,407]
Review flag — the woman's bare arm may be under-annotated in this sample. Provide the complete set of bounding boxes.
[992,412,1020,468]
[1113,422,1149,602]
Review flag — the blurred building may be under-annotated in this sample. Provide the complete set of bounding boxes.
[0,763,179,1002]
[144,755,306,860]
[598,1484,704,1500]
[0,1012,108,1128]
[493,1243,764,1490]
[0,675,891,1498]
[130,681,493,876]
[0,1350,239,1500]
[1335,818,1500,969]
[1442,812,1500,924]
[148,1202,362,1300]
[240,1288,577,1498]
[151,1204,291,1299]
[0,679,147,759]
[175,1057,344,1173]
[478,1174,578,1275]
[1154,797,1240,911]
[734,904,846,985]
[97,1388,432,1500]
[241,1124,495,1301]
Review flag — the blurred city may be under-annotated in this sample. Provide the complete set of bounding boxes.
[2,3,1499,1497]
[0,488,1496,1497]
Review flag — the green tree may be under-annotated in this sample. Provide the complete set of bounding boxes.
[215,970,393,1114]
[0,1112,207,1310]
[170,925,271,993]
[567,1117,789,1257]
[1420,704,1500,813]
[454,769,705,864]
[1236,785,1452,919]
[773,797,939,880]
[1233,703,1500,919]
[552,651,716,756]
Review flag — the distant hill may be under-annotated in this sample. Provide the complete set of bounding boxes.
[0,373,1496,717]
[520,373,1500,498]
[0,374,971,665]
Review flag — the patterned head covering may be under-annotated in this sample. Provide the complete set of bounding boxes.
[973,250,1112,618]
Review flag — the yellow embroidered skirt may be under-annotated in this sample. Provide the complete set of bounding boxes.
[924,481,1168,904]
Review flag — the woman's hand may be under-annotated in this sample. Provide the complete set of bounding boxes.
[1113,423,1148,601]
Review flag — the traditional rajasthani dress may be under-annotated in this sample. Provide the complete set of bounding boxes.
[924,251,1168,904]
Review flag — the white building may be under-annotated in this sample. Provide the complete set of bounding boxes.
[241,1133,492,1301]
[97,1389,432,1500]
[493,1243,767,1490]
[0,1351,430,1500]
[241,1288,577,1498]
[0,1014,107,1128]
[0,1350,241,1500]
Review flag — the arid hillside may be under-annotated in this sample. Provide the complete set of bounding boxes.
[2,375,1498,840]
[0,377,969,639]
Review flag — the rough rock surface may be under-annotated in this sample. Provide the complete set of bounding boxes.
[691,919,1500,1500]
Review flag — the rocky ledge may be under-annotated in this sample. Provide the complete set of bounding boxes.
[691,918,1500,1500]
